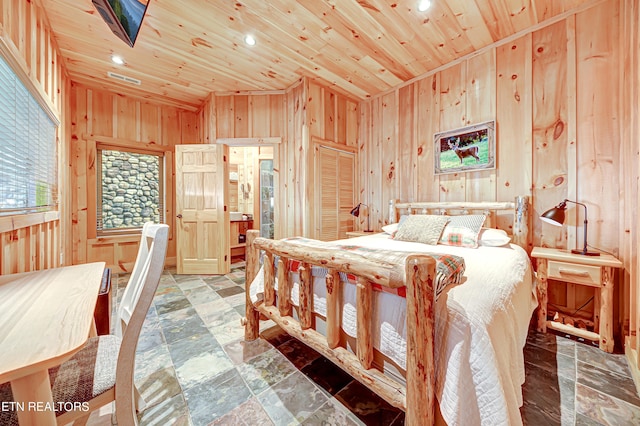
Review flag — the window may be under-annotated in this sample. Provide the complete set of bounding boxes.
[97,146,164,234]
[0,55,57,214]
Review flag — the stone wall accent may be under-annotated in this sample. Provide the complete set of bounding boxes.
[100,150,161,229]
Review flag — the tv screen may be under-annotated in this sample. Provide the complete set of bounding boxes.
[92,0,149,47]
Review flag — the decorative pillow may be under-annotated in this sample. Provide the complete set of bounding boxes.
[393,215,449,245]
[478,228,511,247]
[382,223,399,235]
[438,214,486,248]
[382,215,409,237]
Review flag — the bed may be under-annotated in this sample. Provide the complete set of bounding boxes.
[242,196,536,425]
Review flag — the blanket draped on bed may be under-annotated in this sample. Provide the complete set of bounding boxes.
[276,237,466,298]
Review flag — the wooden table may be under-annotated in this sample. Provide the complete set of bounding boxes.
[531,247,623,352]
[0,262,105,425]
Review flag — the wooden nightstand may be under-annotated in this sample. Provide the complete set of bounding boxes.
[531,247,623,353]
[345,231,376,238]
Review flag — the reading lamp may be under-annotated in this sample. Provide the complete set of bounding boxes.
[350,203,373,232]
[539,199,600,256]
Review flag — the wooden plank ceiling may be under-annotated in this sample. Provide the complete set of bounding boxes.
[39,0,595,110]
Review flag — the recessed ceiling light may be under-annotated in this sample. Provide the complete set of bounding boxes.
[417,0,432,12]
[111,55,125,65]
[244,34,256,46]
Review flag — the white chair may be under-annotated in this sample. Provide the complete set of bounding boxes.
[0,222,169,426]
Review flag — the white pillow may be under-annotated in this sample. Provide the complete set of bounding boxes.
[382,223,399,235]
[382,215,408,236]
[478,228,511,247]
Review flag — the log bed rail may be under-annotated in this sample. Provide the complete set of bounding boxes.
[242,196,529,425]
[242,231,438,425]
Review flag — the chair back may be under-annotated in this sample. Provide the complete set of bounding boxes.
[114,222,169,424]
[116,222,168,334]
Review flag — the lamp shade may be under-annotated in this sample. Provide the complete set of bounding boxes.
[539,201,567,227]
[539,199,600,256]
[350,203,373,232]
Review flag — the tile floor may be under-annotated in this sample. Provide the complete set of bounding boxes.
[83,264,640,426]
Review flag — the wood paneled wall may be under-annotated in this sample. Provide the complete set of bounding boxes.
[200,91,286,243]
[70,83,201,272]
[620,0,640,390]
[202,80,358,240]
[359,0,637,350]
[0,0,68,274]
[359,1,620,252]
[285,79,359,238]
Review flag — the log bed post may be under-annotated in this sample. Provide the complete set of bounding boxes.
[405,254,436,426]
[244,230,261,340]
[277,257,292,316]
[263,252,275,306]
[326,270,341,349]
[356,278,374,369]
[299,263,314,329]
[389,199,398,223]
[513,196,529,250]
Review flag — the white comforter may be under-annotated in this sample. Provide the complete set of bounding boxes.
[250,233,537,426]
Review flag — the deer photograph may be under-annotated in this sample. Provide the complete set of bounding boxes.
[435,121,495,174]
[448,137,480,163]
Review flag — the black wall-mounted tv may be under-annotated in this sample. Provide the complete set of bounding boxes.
[92,0,150,47]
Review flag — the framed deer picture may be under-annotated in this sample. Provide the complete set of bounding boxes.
[434,120,496,175]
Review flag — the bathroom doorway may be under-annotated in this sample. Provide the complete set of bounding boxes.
[228,145,274,261]
[259,159,274,239]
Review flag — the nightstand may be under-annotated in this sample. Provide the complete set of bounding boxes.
[531,247,623,353]
[345,231,376,238]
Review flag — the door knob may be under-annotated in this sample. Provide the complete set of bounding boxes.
[176,214,183,219]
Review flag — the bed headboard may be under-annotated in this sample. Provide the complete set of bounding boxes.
[388,196,530,250]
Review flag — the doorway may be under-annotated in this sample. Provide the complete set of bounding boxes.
[228,146,274,262]
[259,159,274,239]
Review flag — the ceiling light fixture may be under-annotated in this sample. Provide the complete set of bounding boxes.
[417,0,432,12]
[111,55,125,65]
[244,34,256,46]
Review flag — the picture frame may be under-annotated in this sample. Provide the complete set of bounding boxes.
[434,120,496,175]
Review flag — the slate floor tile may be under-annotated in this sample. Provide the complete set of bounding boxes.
[89,269,640,426]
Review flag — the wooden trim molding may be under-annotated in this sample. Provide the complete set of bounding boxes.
[311,136,358,153]
[0,211,60,233]
[86,135,173,154]
[216,137,282,146]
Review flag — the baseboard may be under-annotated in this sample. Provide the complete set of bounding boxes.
[625,336,640,397]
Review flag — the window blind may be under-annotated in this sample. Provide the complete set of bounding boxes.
[0,54,57,214]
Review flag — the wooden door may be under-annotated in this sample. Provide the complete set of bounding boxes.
[175,145,229,274]
[316,146,355,241]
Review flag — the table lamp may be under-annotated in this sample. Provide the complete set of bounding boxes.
[350,203,373,232]
[539,199,600,256]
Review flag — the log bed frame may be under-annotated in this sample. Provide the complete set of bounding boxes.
[242,196,530,425]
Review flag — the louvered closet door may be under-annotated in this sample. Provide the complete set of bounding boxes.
[317,146,355,241]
